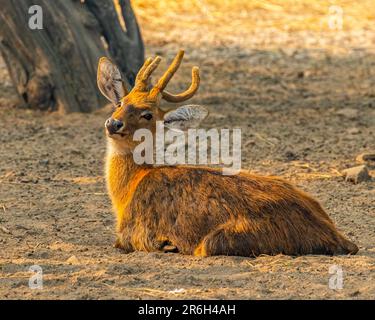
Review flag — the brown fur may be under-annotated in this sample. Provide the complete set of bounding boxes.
[107,153,358,256]
[99,50,358,257]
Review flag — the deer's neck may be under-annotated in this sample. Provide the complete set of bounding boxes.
[105,141,151,226]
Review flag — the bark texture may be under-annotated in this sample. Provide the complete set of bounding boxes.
[0,0,144,112]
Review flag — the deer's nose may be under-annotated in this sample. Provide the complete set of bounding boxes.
[105,118,124,134]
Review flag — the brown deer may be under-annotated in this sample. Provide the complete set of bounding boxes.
[97,50,358,257]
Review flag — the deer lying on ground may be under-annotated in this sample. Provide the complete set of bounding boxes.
[97,50,358,257]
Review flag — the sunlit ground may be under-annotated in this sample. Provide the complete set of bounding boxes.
[133,0,375,48]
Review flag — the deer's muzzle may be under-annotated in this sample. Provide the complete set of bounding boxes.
[105,118,124,135]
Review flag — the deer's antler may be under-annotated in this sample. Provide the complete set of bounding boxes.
[132,50,200,102]
[134,56,161,92]
[161,66,200,102]
[149,50,185,98]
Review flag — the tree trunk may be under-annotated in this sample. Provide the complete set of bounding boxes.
[0,0,144,113]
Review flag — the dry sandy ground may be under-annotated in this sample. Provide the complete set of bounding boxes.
[0,0,374,299]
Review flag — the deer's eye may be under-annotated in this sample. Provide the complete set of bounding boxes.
[141,113,153,121]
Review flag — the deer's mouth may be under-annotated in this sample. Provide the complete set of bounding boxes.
[106,131,126,139]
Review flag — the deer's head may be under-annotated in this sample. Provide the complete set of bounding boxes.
[97,50,208,153]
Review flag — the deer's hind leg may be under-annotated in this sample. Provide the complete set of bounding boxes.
[193,215,358,257]
[193,218,265,257]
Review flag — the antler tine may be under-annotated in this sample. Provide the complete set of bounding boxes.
[161,66,200,102]
[134,56,162,91]
[149,50,185,98]
[135,57,153,83]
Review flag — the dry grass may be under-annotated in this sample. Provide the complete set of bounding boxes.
[132,0,375,40]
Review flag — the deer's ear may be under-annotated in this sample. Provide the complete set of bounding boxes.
[97,57,127,105]
[163,105,208,131]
